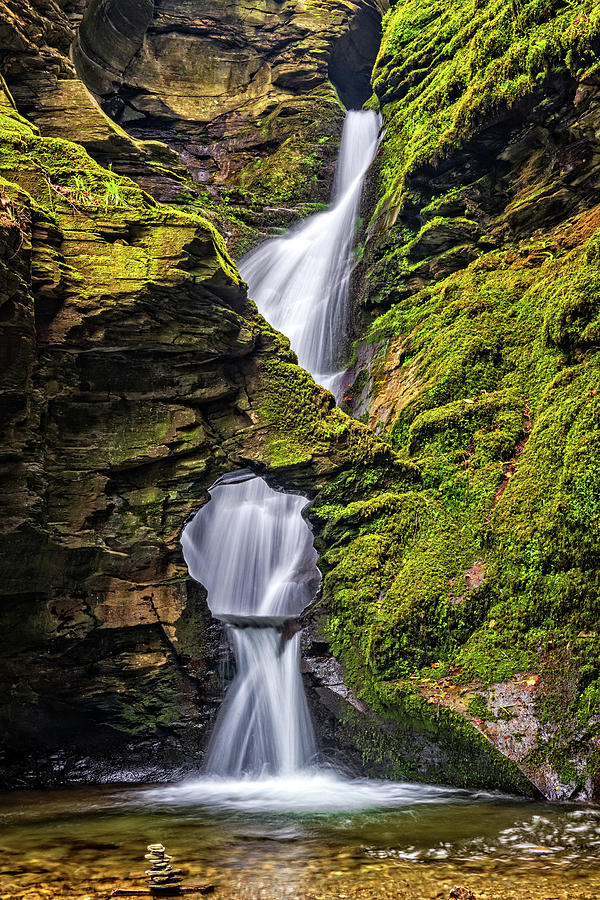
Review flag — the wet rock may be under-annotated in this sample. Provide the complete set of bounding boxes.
[144,843,183,892]
[70,0,385,239]
[449,888,476,900]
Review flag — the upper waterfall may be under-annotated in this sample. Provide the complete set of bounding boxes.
[239,110,381,395]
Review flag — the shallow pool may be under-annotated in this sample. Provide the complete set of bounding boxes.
[1,774,599,900]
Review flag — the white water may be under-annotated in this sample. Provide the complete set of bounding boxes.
[182,471,319,620]
[181,472,320,778]
[239,110,381,395]
[146,771,472,813]
[170,118,450,814]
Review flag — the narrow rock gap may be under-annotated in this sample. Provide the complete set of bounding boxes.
[328,3,384,109]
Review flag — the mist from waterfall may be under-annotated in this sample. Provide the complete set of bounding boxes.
[239,110,381,395]
[181,472,320,777]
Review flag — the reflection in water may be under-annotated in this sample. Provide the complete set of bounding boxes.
[1,785,600,900]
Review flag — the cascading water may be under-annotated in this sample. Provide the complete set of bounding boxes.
[239,110,381,395]
[157,111,433,811]
[173,470,467,811]
[181,471,320,778]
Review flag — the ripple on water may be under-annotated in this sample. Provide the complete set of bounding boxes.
[2,783,600,900]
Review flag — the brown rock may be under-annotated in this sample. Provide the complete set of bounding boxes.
[449,887,477,900]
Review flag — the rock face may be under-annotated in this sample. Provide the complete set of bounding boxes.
[1,0,599,801]
[71,0,385,246]
[318,0,600,800]
[0,0,402,782]
[73,0,383,174]
[302,621,536,794]
[0,0,192,203]
[0,83,246,784]
[0,0,389,782]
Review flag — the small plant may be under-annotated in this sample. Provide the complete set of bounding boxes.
[71,173,92,205]
[102,164,128,209]
[0,185,27,257]
[44,162,130,212]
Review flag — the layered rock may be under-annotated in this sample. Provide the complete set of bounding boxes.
[2,0,599,801]
[0,75,405,786]
[71,0,386,246]
[0,0,192,202]
[0,86,242,783]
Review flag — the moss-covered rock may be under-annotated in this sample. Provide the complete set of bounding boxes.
[3,0,599,801]
[331,0,600,799]
[0,81,378,785]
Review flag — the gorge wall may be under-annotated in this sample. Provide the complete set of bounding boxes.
[70,0,383,249]
[317,0,600,800]
[1,0,599,800]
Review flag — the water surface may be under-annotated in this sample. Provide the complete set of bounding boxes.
[2,781,599,900]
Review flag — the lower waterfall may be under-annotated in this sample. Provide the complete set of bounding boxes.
[181,472,319,778]
[183,112,382,787]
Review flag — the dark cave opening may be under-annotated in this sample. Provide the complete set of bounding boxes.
[328,4,383,110]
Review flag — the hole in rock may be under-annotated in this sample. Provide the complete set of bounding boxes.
[180,469,322,779]
[328,4,383,109]
[181,469,321,622]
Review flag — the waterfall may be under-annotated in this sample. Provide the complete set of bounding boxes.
[172,115,398,802]
[181,472,320,777]
[239,110,381,395]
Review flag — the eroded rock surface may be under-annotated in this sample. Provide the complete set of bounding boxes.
[73,1,383,187]
[70,0,386,247]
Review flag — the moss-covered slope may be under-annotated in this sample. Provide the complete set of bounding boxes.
[330,0,600,799]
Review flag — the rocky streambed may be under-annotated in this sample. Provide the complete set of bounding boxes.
[2,783,600,900]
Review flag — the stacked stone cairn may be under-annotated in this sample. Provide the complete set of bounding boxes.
[144,843,183,893]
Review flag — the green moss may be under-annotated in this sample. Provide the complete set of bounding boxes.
[255,349,404,474]
[235,99,344,208]
[330,677,537,792]
[0,102,240,293]
[373,0,600,218]
[314,215,600,791]
[467,692,495,720]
